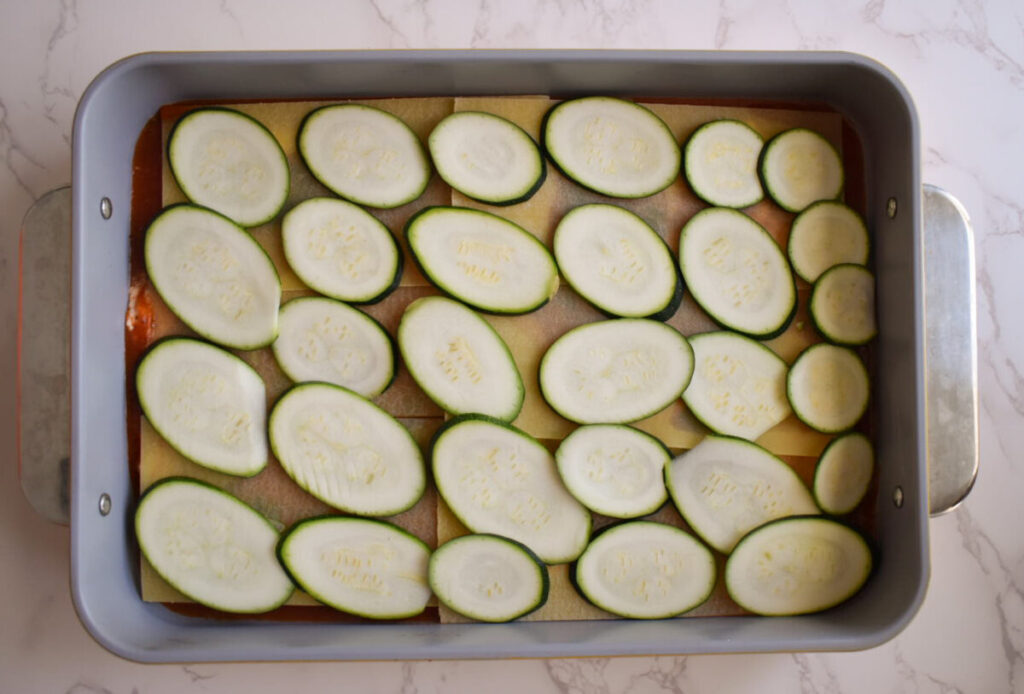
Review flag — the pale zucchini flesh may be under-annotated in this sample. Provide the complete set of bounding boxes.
[759,128,843,213]
[787,201,869,283]
[810,264,877,346]
[683,119,764,208]
[814,432,875,515]
[787,344,870,433]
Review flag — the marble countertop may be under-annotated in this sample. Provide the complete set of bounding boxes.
[3,1,1021,692]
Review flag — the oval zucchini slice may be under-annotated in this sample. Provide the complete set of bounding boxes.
[683,119,764,208]
[759,128,843,213]
[810,264,877,346]
[279,517,431,619]
[788,201,869,283]
[725,516,872,615]
[813,432,875,515]
[574,521,716,619]
[136,338,268,477]
[405,206,558,314]
[269,383,426,516]
[135,478,294,613]
[787,344,870,433]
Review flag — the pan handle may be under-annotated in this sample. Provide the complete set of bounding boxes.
[922,185,979,516]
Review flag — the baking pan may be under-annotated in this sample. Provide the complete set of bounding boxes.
[16,50,977,662]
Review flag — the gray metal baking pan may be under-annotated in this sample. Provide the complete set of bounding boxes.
[59,50,970,662]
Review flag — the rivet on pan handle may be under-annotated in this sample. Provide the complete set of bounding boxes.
[922,184,979,516]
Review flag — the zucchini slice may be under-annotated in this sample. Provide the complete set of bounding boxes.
[665,435,819,554]
[553,204,682,320]
[683,119,764,208]
[678,207,796,339]
[397,296,524,422]
[542,97,680,198]
[298,104,431,209]
[539,319,694,424]
[135,478,294,613]
[428,111,546,205]
[788,201,869,283]
[725,516,872,615]
[759,128,843,213]
[271,296,395,398]
[682,331,791,441]
[429,534,549,622]
[813,432,875,515]
[167,108,290,227]
[136,338,268,477]
[268,383,425,516]
[405,206,558,315]
[281,197,402,304]
[573,521,716,619]
[787,344,869,433]
[144,204,281,350]
[431,415,592,564]
[810,264,877,346]
[278,517,431,619]
[555,424,669,519]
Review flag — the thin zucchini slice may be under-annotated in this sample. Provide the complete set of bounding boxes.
[665,435,819,554]
[555,424,669,519]
[428,111,546,205]
[759,128,843,213]
[397,296,524,421]
[281,197,402,304]
[813,432,875,515]
[405,206,558,315]
[431,415,592,564]
[682,331,791,441]
[167,108,290,227]
[542,97,680,198]
[268,383,425,516]
[683,119,764,208]
[135,478,294,613]
[272,296,395,398]
[539,319,694,425]
[679,207,796,339]
[810,264,877,346]
[144,204,281,350]
[278,517,431,619]
[787,344,869,433]
[725,516,872,615]
[788,201,869,283]
[429,534,549,622]
[573,521,716,619]
[553,204,682,320]
[136,338,268,477]
[298,104,430,209]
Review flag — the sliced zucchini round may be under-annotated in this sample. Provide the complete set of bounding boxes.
[405,206,558,314]
[429,534,549,622]
[167,108,290,227]
[278,517,431,619]
[553,204,681,320]
[271,296,395,398]
[431,415,592,564]
[539,319,694,425]
[725,516,872,616]
[814,432,875,515]
[136,478,294,613]
[810,264,877,346]
[682,331,791,442]
[683,119,764,208]
[428,111,546,205]
[136,338,268,477]
[281,197,402,304]
[573,521,716,619]
[788,201,869,283]
[787,344,869,433]
[298,104,431,209]
[759,128,843,213]
[268,382,425,516]
[543,97,680,198]
[144,204,281,350]
[555,424,669,519]
[679,207,796,339]
[397,296,524,422]
[665,435,819,554]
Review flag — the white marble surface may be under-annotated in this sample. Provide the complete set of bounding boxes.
[2,0,1021,691]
